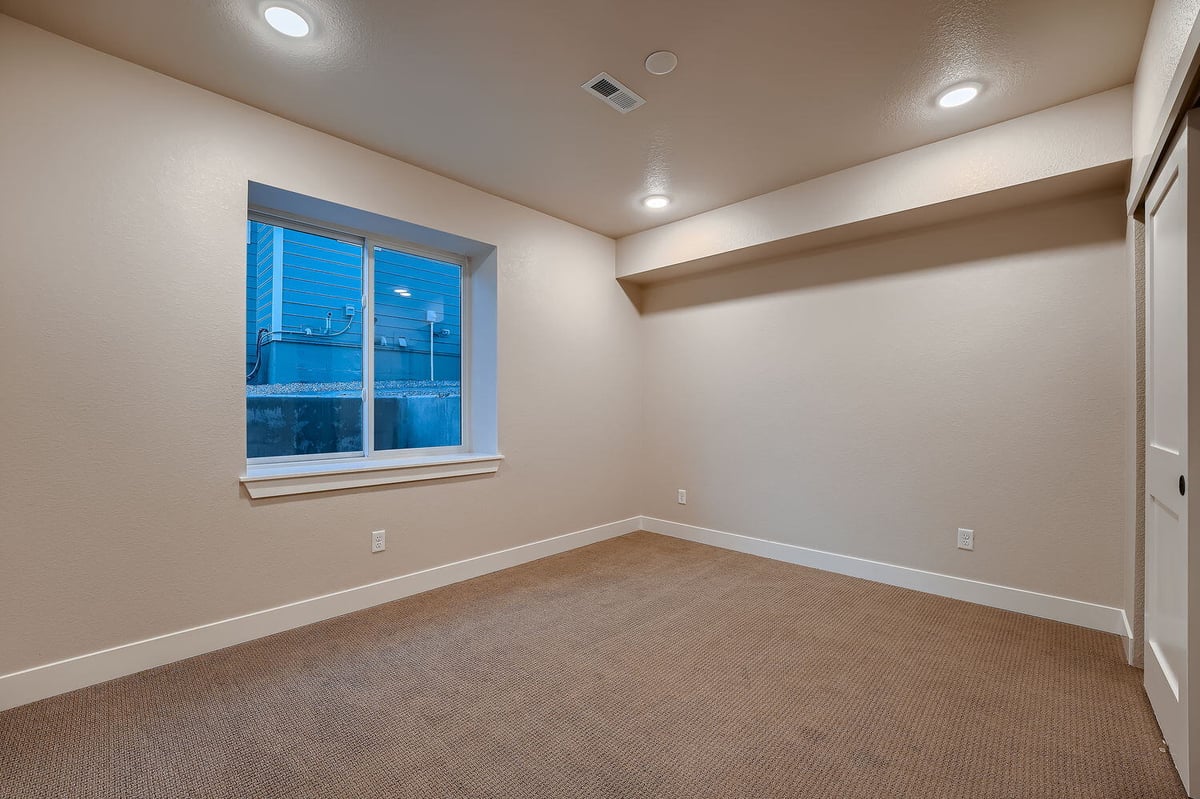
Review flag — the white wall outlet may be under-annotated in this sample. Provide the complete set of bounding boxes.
[957,528,974,551]
[371,530,386,553]
[677,489,687,505]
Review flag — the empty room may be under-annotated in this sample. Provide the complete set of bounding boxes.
[4,1,1200,796]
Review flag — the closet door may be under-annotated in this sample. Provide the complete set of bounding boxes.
[1146,110,1200,797]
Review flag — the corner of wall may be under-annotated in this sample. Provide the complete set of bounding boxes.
[1126,215,1147,668]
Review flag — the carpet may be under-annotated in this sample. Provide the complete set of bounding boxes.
[0,531,1184,798]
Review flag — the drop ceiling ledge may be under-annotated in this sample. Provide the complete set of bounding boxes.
[615,86,1133,284]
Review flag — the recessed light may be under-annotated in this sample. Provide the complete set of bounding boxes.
[642,195,671,209]
[264,6,310,37]
[936,82,981,108]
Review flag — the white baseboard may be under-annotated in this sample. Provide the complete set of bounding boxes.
[1121,610,1137,665]
[640,516,1130,638]
[1,515,1133,712]
[0,517,642,712]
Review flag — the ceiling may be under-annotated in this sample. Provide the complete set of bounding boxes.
[0,0,1153,237]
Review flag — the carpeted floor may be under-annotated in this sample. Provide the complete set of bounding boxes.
[0,531,1185,798]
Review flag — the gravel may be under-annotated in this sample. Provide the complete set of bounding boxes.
[246,380,461,398]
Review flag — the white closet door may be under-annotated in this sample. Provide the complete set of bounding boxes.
[1146,110,1200,797]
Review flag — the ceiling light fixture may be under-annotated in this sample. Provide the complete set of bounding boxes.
[264,6,310,37]
[936,82,981,108]
[642,195,671,209]
[394,288,412,297]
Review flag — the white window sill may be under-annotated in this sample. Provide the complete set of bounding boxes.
[240,453,503,499]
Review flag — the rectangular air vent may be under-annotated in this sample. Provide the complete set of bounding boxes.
[582,72,646,114]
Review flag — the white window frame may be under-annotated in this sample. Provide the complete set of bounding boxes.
[241,206,500,498]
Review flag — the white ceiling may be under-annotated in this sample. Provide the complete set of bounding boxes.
[0,0,1153,237]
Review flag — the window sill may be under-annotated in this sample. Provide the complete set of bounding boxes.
[240,453,503,499]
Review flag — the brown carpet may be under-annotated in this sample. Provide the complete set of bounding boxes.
[0,531,1185,798]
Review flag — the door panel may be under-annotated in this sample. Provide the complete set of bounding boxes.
[1146,114,1195,796]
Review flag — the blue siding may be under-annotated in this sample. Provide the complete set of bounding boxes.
[374,247,462,378]
[254,227,273,327]
[251,221,274,364]
[245,220,463,386]
[278,230,363,345]
[245,228,256,370]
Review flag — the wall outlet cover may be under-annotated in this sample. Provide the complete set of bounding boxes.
[957,528,974,551]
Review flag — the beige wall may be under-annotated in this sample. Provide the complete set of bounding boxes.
[616,87,1132,282]
[0,13,1143,681]
[639,191,1131,607]
[0,17,643,675]
[1125,0,1200,660]
[1127,217,1147,666]
[1133,0,1200,192]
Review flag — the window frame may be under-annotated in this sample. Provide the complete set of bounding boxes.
[246,208,472,468]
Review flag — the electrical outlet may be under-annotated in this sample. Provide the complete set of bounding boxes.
[371,530,386,553]
[345,305,356,317]
[957,528,974,551]
[677,489,687,505]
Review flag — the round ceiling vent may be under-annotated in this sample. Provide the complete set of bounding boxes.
[645,51,678,76]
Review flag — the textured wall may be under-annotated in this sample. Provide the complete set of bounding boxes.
[1129,217,1147,666]
[1125,0,1200,661]
[0,17,643,674]
[639,192,1131,607]
[1132,0,1200,192]
[0,12,1145,682]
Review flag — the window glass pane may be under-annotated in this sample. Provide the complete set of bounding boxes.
[373,246,463,450]
[246,220,364,458]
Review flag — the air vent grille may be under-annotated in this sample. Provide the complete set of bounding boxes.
[590,77,620,97]
[582,72,646,114]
